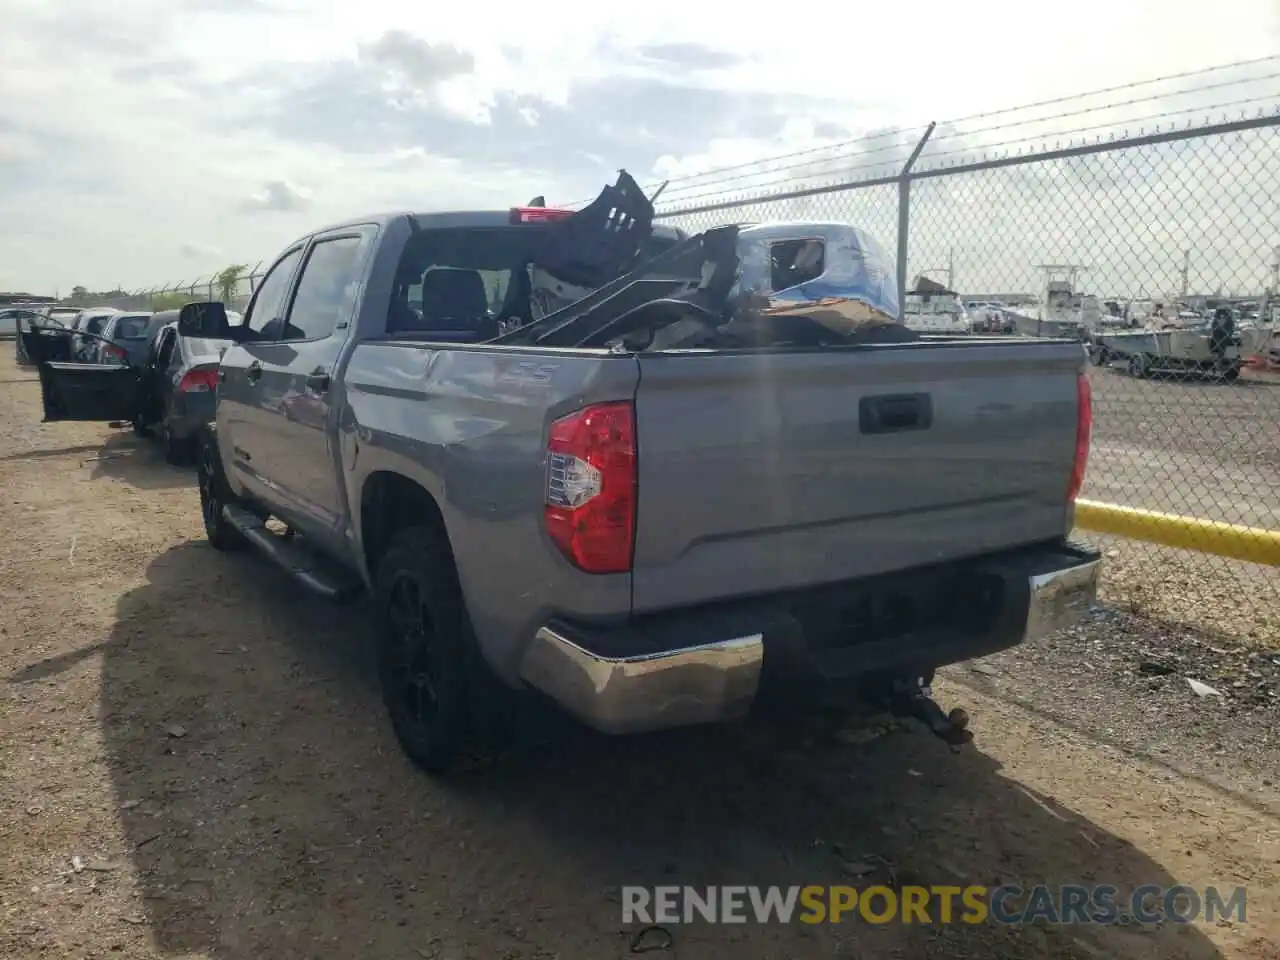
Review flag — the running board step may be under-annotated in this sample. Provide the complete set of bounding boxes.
[222,504,362,600]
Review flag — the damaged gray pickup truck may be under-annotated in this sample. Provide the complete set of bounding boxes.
[156,172,1099,773]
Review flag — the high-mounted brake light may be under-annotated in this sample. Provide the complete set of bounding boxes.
[178,368,219,394]
[1067,372,1092,503]
[511,207,575,224]
[544,402,637,574]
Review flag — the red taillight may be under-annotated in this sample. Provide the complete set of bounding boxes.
[178,368,219,393]
[544,402,637,573]
[511,207,575,224]
[104,343,127,363]
[1067,373,1092,503]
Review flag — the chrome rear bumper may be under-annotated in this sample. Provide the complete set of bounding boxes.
[520,544,1101,735]
[1023,553,1102,642]
[518,628,763,734]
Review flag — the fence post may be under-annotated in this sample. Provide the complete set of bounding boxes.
[896,122,936,319]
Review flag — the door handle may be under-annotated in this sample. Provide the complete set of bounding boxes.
[246,361,263,384]
[305,369,331,393]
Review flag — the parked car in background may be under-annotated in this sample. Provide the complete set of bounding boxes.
[14,307,81,364]
[2,308,46,360]
[129,315,235,463]
[969,301,1014,334]
[18,309,233,464]
[95,311,167,366]
[0,308,24,338]
[73,309,122,362]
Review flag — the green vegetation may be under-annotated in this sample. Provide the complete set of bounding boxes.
[57,263,253,313]
[64,285,129,306]
[214,264,250,304]
[149,291,195,311]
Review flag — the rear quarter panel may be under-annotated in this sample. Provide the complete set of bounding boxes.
[340,342,641,682]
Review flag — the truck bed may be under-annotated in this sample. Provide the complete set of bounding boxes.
[344,336,1086,677]
[630,339,1086,610]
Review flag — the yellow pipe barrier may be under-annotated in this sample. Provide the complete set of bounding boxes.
[1075,499,1280,567]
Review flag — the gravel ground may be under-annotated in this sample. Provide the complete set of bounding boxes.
[960,606,1280,805]
[1085,534,1279,648]
[0,347,1278,960]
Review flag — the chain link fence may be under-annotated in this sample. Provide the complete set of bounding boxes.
[93,267,266,315]
[656,113,1280,642]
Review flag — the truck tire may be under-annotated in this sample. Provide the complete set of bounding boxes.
[374,526,475,774]
[196,432,244,551]
[1127,353,1149,379]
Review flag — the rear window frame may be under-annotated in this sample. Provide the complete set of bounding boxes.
[113,315,154,340]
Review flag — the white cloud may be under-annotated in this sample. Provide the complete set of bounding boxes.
[0,0,1276,294]
[242,180,313,213]
[179,242,223,260]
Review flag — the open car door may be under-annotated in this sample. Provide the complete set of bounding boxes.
[9,311,47,365]
[20,319,75,367]
[37,361,141,423]
[32,325,152,423]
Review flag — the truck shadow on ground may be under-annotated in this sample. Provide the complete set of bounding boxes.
[79,544,1229,959]
[84,429,195,490]
[0,433,193,488]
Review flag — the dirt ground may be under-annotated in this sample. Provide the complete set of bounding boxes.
[0,347,1277,960]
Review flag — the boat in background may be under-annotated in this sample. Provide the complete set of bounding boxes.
[902,275,971,334]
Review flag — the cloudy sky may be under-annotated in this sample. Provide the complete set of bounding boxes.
[1,0,1277,295]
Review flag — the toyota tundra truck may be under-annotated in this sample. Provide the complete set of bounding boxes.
[37,173,1101,773]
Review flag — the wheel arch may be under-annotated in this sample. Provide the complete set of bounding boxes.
[358,470,456,586]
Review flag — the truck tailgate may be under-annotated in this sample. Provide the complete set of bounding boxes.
[631,340,1086,612]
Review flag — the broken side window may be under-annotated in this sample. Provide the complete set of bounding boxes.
[769,238,825,293]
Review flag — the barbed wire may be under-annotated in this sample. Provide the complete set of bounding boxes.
[651,101,1280,214]
[653,80,1280,207]
[918,98,1280,168]
[552,55,1280,209]
[913,73,1280,150]
[674,82,1280,203]
[97,59,1280,298]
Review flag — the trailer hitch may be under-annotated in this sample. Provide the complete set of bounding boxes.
[882,677,972,747]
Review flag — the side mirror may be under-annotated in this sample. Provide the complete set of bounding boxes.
[177,301,241,340]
